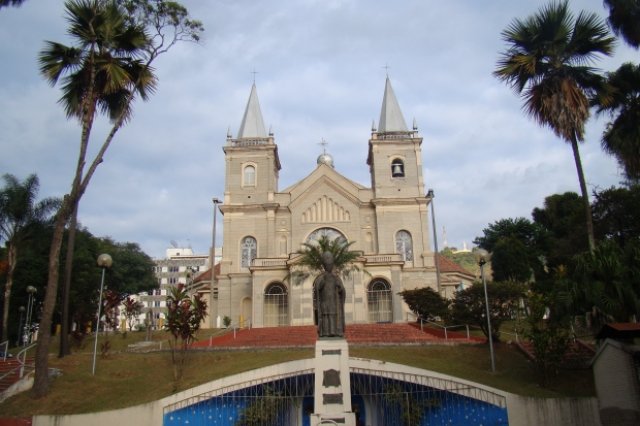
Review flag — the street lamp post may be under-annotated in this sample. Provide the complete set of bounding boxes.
[211,197,221,328]
[476,248,496,373]
[92,253,113,375]
[427,189,441,294]
[17,306,25,347]
[24,286,37,346]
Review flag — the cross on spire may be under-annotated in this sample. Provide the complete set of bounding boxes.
[251,69,258,84]
[318,138,328,154]
[382,64,391,77]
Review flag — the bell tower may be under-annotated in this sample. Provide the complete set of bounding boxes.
[367,77,424,199]
[367,77,432,267]
[223,83,280,206]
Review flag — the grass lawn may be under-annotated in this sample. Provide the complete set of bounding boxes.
[0,330,595,417]
[351,344,594,398]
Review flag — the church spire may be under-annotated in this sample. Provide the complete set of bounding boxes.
[237,83,267,138]
[377,77,408,133]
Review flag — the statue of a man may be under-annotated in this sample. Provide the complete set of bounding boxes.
[314,251,346,338]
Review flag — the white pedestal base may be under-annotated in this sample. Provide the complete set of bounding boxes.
[310,339,356,426]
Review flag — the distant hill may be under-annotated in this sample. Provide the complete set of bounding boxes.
[440,247,479,278]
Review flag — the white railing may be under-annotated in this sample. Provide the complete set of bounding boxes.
[0,343,36,386]
[407,313,521,343]
[364,254,403,264]
[207,320,252,346]
[407,314,472,340]
[251,258,288,267]
[17,343,36,379]
[229,138,271,147]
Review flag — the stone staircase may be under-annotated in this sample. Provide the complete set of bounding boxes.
[0,418,31,426]
[0,358,27,394]
[515,340,596,368]
[192,323,483,349]
[0,357,38,425]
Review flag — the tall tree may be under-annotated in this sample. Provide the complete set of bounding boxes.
[0,174,58,342]
[59,206,78,357]
[98,239,156,295]
[449,281,524,342]
[532,192,590,266]
[35,0,152,396]
[603,0,640,48]
[490,236,534,282]
[592,185,640,246]
[592,63,640,181]
[474,217,543,252]
[33,0,202,397]
[572,239,640,325]
[494,0,615,253]
[0,0,27,9]
[474,217,546,281]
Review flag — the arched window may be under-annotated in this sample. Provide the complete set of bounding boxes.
[241,236,257,267]
[264,283,288,326]
[306,227,346,245]
[395,230,413,261]
[243,164,256,186]
[391,158,405,177]
[367,279,392,323]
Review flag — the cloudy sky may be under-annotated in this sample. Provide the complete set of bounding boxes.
[0,0,635,259]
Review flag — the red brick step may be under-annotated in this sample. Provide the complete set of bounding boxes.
[191,323,482,349]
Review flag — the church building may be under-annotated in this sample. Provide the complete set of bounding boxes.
[209,77,440,328]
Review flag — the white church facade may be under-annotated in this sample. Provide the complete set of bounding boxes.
[208,78,440,329]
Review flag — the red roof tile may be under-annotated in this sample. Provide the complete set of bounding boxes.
[193,263,220,283]
[596,322,640,340]
[437,254,474,276]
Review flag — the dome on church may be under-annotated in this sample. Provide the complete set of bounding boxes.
[317,152,334,168]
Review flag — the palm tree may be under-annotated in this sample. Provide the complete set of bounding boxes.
[33,0,155,397]
[592,62,640,181]
[494,0,615,253]
[0,174,58,342]
[290,235,361,282]
[290,235,361,327]
[603,0,640,48]
[33,0,202,397]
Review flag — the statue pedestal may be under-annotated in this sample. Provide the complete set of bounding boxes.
[310,339,356,426]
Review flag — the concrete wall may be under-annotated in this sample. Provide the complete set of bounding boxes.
[506,395,601,426]
[32,358,600,426]
[33,403,161,426]
[593,339,640,426]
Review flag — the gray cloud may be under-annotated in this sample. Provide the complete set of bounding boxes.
[0,0,630,258]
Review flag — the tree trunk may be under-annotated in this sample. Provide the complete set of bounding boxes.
[32,205,69,398]
[32,49,95,396]
[570,138,596,253]
[59,205,78,358]
[1,243,17,343]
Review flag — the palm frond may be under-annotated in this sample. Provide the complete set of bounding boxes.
[495,0,614,144]
[39,42,84,86]
[39,0,156,124]
[287,235,361,284]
